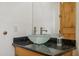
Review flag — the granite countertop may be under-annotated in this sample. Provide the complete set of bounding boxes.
[13,43,75,56]
[13,36,76,56]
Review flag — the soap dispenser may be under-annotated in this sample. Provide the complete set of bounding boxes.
[57,32,63,47]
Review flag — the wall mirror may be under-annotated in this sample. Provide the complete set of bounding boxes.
[32,2,60,37]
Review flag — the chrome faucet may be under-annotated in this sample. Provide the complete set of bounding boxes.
[40,27,47,35]
[33,27,36,35]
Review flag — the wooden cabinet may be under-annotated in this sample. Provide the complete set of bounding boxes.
[62,50,77,56]
[72,50,78,56]
[60,2,76,40]
[15,47,44,56]
[15,46,76,56]
[62,51,72,56]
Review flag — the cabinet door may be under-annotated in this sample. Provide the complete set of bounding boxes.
[72,50,78,56]
[62,51,72,56]
[15,47,44,56]
[60,2,76,40]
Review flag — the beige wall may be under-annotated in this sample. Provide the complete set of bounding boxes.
[76,2,79,55]
[0,2,32,56]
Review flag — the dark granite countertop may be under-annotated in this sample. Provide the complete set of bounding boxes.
[13,43,75,56]
[13,36,76,56]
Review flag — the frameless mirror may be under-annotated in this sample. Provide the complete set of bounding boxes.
[32,2,60,37]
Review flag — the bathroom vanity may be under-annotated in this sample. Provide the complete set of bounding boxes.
[14,44,75,56]
[13,37,76,56]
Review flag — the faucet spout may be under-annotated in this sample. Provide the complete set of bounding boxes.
[40,27,47,35]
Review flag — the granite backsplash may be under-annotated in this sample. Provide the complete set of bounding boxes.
[13,36,76,47]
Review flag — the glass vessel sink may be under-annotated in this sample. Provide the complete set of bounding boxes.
[28,34,51,44]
